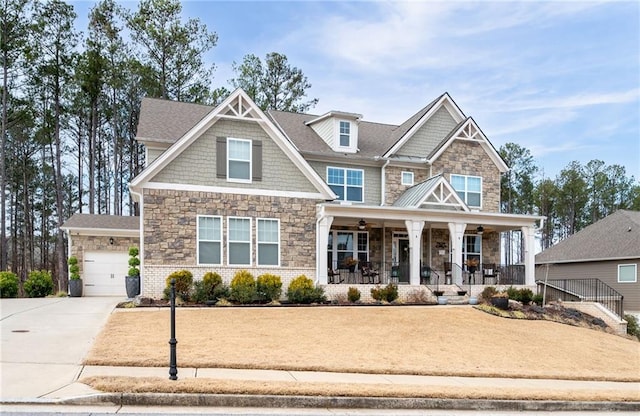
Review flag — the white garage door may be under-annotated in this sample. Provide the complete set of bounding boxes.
[83,251,129,296]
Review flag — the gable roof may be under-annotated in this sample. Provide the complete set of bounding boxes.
[136,98,212,145]
[392,174,469,211]
[536,210,640,264]
[130,89,336,200]
[61,214,139,235]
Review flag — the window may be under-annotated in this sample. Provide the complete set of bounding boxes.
[257,219,280,266]
[401,171,414,186]
[327,231,368,269]
[197,216,222,265]
[228,217,251,265]
[339,121,350,147]
[618,264,637,283]
[228,138,251,181]
[327,167,364,202]
[451,174,482,207]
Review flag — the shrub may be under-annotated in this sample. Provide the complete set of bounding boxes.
[68,256,80,280]
[532,293,544,306]
[192,271,229,304]
[128,247,140,277]
[480,286,498,303]
[518,288,534,305]
[0,271,19,298]
[24,270,54,298]
[286,275,325,304]
[347,286,361,303]
[506,286,520,301]
[166,270,194,301]
[230,270,256,304]
[406,288,430,304]
[370,283,399,303]
[256,273,282,303]
[625,314,640,340]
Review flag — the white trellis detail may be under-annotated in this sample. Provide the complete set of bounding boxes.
[455,120,481,141]
[222,95,259,120]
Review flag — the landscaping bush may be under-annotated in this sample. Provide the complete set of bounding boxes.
[230,270,256,304]
[532,293,544,306]
[506,286,520,301]
[128,247,140,277]
[370,283,399,303]
[347,286,361,303]
[480,286,498,303]
[256,273,282,303]
[192,272,229,304]
[286,275,325,304]
[0,271,19,298]
[67,256,80,280]
[24,270,54,298]
[518,288,534,305]
[625,314,640,340]
[166,270,194,301]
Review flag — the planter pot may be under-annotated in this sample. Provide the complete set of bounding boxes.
[457,290,467,296]
[468,266,477,275]
[69,279,83,297]
[491,296,509,310]
[125,276,140,298]
[468,296,478,305]
[437,296,448,305]
[432,290,444,297]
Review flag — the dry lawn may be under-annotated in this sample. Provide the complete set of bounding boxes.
[85,306,640,382]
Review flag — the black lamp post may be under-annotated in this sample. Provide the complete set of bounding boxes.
[169,278,178,380]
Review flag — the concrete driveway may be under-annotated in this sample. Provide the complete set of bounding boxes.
[0,297,121,400]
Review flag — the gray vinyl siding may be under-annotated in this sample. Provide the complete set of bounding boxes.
[310,118,334,148]
[151,119,318,194]
[147,148,165,165]
[397,106,458,157]
[534,259,640,313]
[308,160,381,205]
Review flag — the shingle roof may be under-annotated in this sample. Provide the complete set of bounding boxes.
[267,110,397,158]
[535,210,640,263]
[136,97,212,144]
[61,214,140,231]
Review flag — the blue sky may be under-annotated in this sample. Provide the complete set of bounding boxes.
[71,0,640,181]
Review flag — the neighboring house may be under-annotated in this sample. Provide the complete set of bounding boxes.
[535,210,640,316]
[62,88,543,298]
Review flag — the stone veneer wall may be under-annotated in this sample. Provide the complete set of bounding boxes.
[69,235,139,276]
[384,165,429,205]
[430,140,501,212]
[141,188,321,298]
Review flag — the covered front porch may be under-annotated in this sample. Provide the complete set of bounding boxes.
[316,203,544,288]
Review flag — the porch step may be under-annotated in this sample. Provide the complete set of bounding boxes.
[442,295,468,305]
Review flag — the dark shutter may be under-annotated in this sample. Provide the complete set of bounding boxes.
[252,140,262,181]
[216,137,227,178]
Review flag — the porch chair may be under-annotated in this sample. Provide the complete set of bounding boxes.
[328,268,341,284]
[482,263,498,284]
[361,263,380,284]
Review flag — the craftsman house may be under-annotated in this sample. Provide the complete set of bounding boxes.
[62,88,543,298]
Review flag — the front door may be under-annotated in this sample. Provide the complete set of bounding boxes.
[398,239,410,283]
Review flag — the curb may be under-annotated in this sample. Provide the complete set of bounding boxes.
[5,393,639,412]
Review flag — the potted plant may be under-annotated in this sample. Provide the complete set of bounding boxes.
[126,246,141,298]
[344,256,358,273]
[432,275,444,297]
[465,258,479,275]
[67,256,82,297]
[490,291,509,310]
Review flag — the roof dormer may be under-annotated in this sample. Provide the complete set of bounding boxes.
[305,111,361,153]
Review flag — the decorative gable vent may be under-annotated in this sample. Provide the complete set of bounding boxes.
[305,111,362,153]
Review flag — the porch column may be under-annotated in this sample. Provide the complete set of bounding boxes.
[405,220,425,285]
[316,216,334,284]
[522,225,536,286]
[447,222,466,285]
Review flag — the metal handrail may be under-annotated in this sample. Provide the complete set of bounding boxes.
[536,278,624,319]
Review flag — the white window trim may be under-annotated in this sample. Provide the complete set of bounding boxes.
[338,120,351,148]
[618,263,637,283]
[451,174,482,208]
[257,218,280,267]
[227,137,252,183]
[401,171,414,186]
[227,216,252,266]
[197,215,222,266]
[326,166,365,203]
